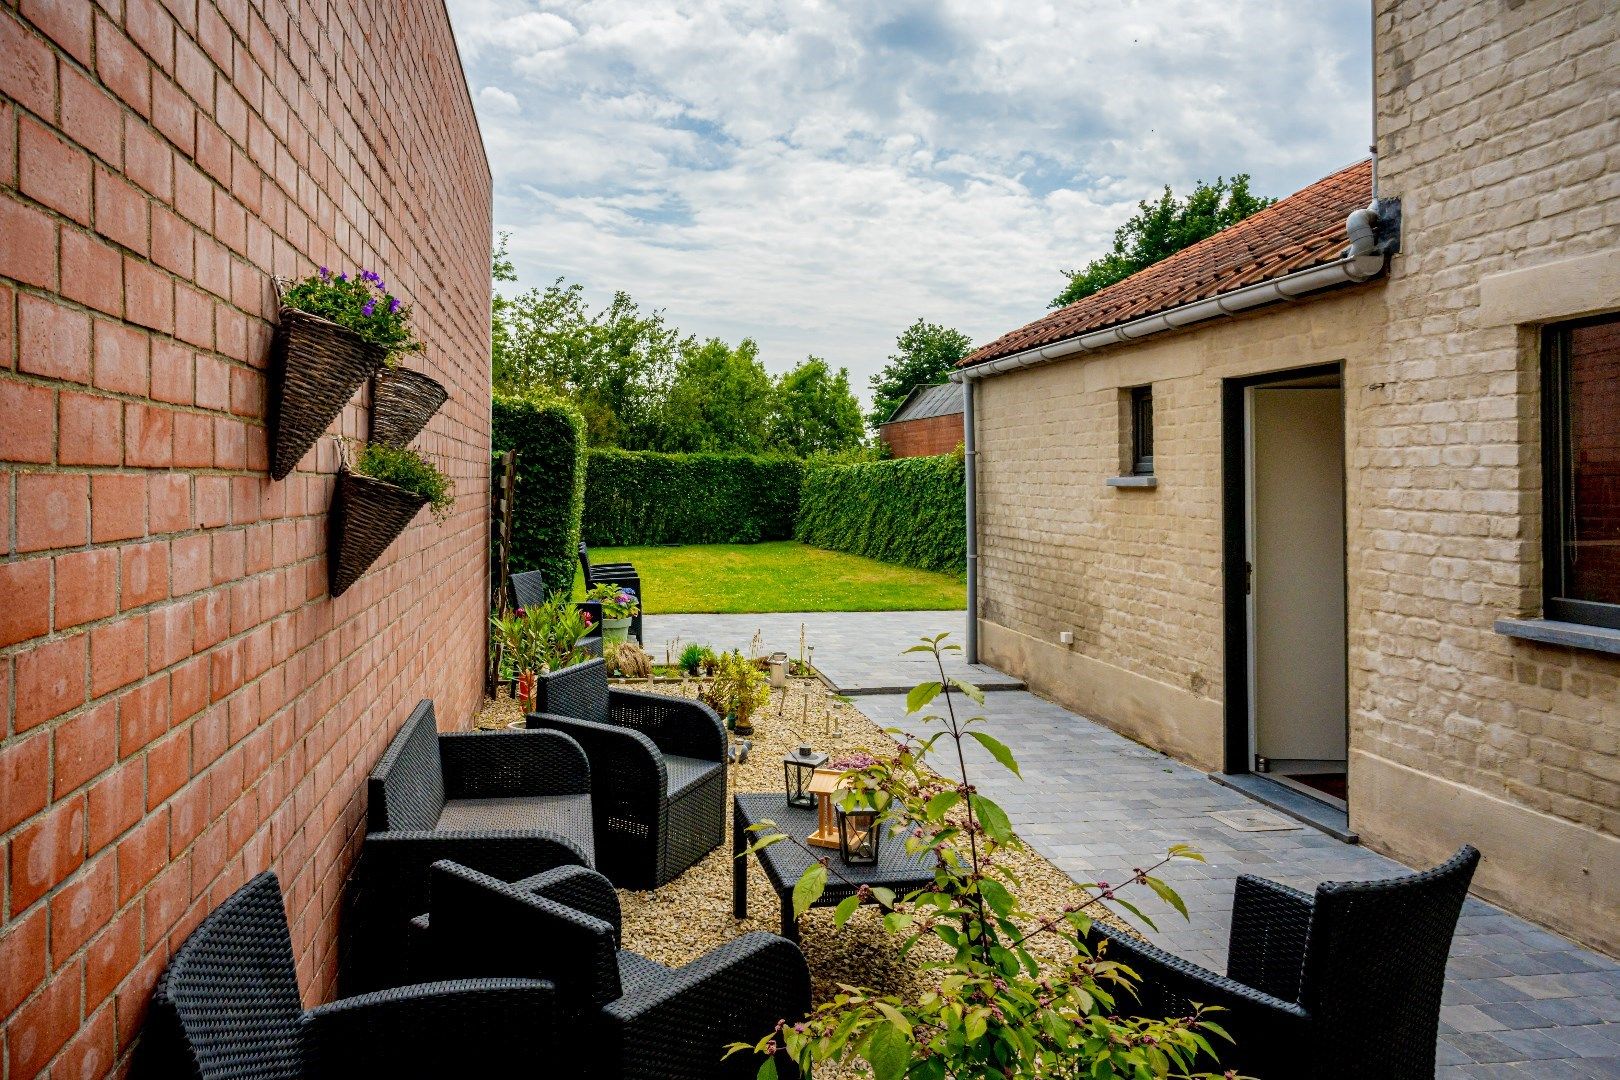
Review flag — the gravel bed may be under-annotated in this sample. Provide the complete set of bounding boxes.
[477,678,1131,1077]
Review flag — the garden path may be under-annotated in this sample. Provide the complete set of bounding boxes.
[678,611,1620,1077]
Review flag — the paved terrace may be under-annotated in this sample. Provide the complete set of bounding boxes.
[656,610,1620,1077]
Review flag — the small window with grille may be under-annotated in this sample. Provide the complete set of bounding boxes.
[1130,386,1154,476]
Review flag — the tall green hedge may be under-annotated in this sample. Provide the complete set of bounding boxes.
[583,449,802,545]
[492,393,586,590]
[795,454,965,573]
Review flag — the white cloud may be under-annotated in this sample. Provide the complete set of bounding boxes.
[446,0,1372,403]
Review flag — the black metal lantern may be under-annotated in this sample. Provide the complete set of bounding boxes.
[836,802,880,866]
[783,745,828,808]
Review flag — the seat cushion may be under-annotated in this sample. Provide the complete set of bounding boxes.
[664,754,723,799]
[436,794,595,863]
[616,949,671,995]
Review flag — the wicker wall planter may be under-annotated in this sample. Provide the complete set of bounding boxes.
[370,366,448,448]
[328,468,428,596]
[268,292,386,480]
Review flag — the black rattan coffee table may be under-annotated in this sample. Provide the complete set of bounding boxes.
[733,792,936,942]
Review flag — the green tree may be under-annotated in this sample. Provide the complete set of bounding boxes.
[1051,174,1274,308]
[656,337,776,453]
[769,356,865,456]
[867,319,973,430]
[490,246,685,447]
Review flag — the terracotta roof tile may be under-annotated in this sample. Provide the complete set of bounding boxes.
[961,160,1373,367]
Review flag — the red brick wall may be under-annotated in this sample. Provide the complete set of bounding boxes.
[0,1,492,1075]
[880,413,963,458]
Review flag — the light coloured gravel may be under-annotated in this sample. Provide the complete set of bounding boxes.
[477,677,1133,1077]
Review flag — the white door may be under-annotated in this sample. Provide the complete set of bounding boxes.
[1248,387,1348,765]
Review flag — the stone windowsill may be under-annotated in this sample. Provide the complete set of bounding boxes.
[1493,617,1620,656]
[1106,475,1158,489]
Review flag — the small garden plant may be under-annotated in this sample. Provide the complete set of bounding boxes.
[354,444,455,523]
[588,583,641,620]
[701,649,769,734]
[679,642,714,676]
[281,267,422,359]
[736,634,1229,1080]
[491,592,595,710]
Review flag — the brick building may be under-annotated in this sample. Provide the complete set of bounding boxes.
[958,0,1620,955]
[878,382,963,458]
[0,2,492,1074]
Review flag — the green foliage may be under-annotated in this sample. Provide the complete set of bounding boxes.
[867,319,973,430]
[490,590,594,677]
[586,582,641,619]
[492,270,686,448]
[656,337,776,453]
[281,267,422,359]
[491,392,588,588]
[770,356,866,456]
[1051,174,1275,309]
[700,650,769,726]
[738,635,1222,1080]
[796,455,965,573]
[352,443,454,523]
[677,642,713,676]
[583,449,802,546]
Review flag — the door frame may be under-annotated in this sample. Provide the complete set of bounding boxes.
[1220,362,1347,777]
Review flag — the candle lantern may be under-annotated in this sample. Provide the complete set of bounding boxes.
[769,651,788,689]
[836,802,881,866]
[783,745,829,808]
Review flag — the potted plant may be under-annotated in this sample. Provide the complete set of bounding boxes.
[490,591,596,714]
[270,268,425,480]
[700,649,768,736]
[329,443,454,596]
[587,583,640,645]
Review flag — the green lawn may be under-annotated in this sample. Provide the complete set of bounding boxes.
[573,541,965,613]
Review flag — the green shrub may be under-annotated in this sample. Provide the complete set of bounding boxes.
[492,393,587,590]
[583,449,802,545]
[795,454,965,573]
[353,443,454,523]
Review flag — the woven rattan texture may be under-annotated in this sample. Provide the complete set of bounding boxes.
[329,469,428,596]
[530,673,727,889]
[369,366,448,447]
[436,794,595,862]
[1084,844,1480,1079]
[268,302,384,481]
[515,864,624,942]
[143,871,305,1079]
[350,701,595,993]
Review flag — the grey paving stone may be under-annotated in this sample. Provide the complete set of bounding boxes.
[714,609,1620,1076]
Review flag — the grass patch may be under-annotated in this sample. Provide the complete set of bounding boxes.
[573,541,965,613]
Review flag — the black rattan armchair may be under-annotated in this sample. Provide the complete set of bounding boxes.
[526,658,726,889]
[417,860,809,1080]
[347,699,595,991]
[508,569,604,659]
[1084,845,1479,1079]
[136,870,570,1079]
[579,541,643,644]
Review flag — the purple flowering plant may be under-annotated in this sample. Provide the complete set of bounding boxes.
[281,266,422,362]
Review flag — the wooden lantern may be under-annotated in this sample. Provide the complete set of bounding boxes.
[805,768,845,849]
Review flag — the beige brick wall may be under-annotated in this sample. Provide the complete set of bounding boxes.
[974,0,1620,952]
[975,288,1386,769]
[1350,0,1620,945]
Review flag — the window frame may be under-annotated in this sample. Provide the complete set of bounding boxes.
[1130,385,1154,476]
[1541,315,1620,630]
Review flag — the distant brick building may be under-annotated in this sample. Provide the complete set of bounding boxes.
[959,1,1620,955]
[878,383,963,457]
[0,2,491,1073]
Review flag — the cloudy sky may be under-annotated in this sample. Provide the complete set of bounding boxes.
[445,1,1372,403]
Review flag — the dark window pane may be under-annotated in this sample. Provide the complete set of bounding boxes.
[1565,320,1620,606]
[1132,386,1154,475]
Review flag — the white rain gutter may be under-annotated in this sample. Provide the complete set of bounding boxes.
[952,248,1386,384]
[949,205,1392,665]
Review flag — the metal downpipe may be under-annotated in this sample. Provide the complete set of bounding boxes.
[961,375,978,664]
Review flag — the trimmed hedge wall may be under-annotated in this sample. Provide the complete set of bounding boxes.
[795,454,966,573]
[492,393,587,590]
[583,449,802,545]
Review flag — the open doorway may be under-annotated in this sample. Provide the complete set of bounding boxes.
[1221,364,1349,812]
